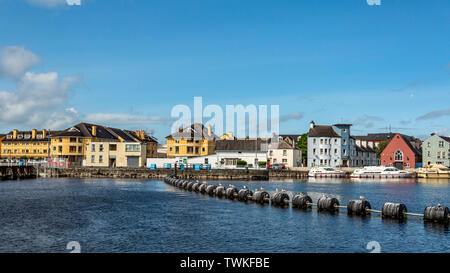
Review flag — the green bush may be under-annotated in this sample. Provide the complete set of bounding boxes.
[259,161,267,167]
[237,160,247,166]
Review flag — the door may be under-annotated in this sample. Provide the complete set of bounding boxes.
[127,156,139,167]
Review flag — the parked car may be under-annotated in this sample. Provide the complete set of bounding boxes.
[269,163,285,170]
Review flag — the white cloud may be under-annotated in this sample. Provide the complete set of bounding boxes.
[0,71,80,128]
[0,45,169,132]
[84,113,175,126]
[26,0,81,8]
[0,46,40,78]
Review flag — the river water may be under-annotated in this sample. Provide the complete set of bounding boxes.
[0,177,448,253]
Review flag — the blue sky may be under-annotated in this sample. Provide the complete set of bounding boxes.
[0,0,449,141]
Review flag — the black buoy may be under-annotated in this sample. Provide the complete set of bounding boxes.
[292,194,312,209]
[182,180,189,189]
[382,202,407,219]
[252,188,270,204]
[424,205,449,223]
[317,195,339,212]
[271,189,289,206]
[192,181,201,192]
[215,184,225,197]
[226,185,238,199]
[206,185,217,196]
[347,198,371,215]
[237,186,253,202]
[186,181,194,191]
[198,183,208,194]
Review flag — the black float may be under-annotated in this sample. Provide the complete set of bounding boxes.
[163,175,449,225]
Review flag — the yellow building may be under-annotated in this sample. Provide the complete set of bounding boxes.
[49,123,158,166]
[0,129,54,160]
[166,123,217,158]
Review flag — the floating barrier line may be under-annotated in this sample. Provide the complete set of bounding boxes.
[164,175,450,224]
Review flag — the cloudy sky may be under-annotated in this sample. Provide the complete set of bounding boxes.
[0,0,449,140]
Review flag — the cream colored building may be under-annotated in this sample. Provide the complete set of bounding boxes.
[267,140,302,168]
[85,142,147,167]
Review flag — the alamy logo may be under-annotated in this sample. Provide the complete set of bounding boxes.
[366,0,381,5]
[170,97,280,139]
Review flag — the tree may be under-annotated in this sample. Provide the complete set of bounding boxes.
[376,140,390,158]
[296,133,308,166]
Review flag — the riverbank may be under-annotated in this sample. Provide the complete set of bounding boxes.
[37,167,361,180]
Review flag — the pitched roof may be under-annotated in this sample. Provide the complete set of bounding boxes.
[50,123,155,143]
[440,136,450,143]
[215,139,267,151]
[3,130,60,141]
[308,125,341,138]
[166,123,218,140]
[353,133,420,143]
[398,134,422,156]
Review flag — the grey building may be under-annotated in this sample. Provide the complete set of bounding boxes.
[422,134,450,167]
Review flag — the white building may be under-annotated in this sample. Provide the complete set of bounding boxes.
[307,121,343,167]
[146,139,268,169]
[352,136,379,166]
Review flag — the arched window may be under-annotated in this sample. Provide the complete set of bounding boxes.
[394,150,403,161]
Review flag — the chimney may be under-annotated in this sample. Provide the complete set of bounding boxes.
[310,121,315,129]
[32,129,37,139]
[207,125,212,136]
[13,129,18,139]
[42,129,46,139]
[92,125,97,137]
[140,130,145,139]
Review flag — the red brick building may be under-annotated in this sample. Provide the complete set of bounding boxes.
[380,133,422,169]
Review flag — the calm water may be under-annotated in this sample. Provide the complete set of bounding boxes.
[0,177,449,253]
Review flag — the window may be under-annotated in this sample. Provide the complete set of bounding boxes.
[195,147,199,153]
[334,149,338,154]
[320,139,323,144]
[313,139,316,144]
[109,144,117,151]
[91,144,95,152]
[439,141,444,148]
[125,144,140,152]
[99,155,103,163]
[202,147,205,152]
[313,148,316,155]
[343,149,347,156]
[91,155,95,163]
[283,150,287,156]
[175,146,179,153]
[99,144,104,152]
[58,146,62,152]
[427,142,431,147]
[394,150,403,161]
[269,150,273,156]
